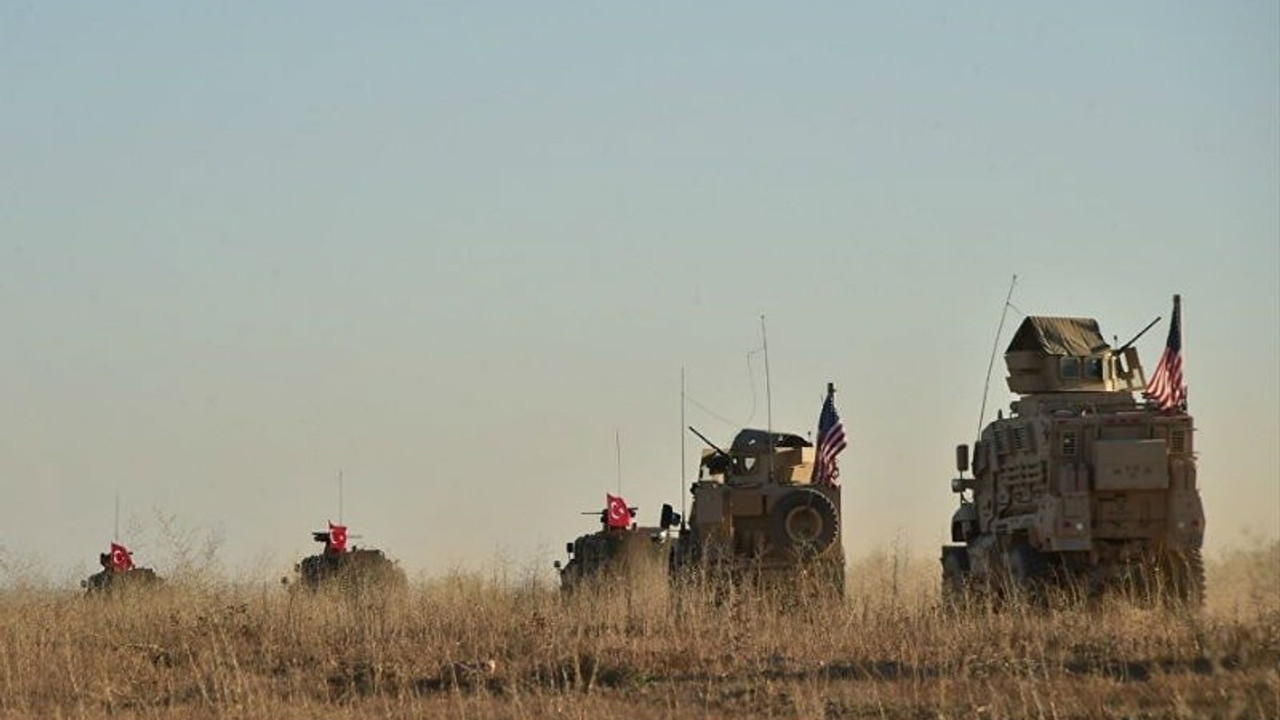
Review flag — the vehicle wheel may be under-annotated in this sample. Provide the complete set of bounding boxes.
[941,546,971,606]
[769,489,839,556]
[1005,540,1051,604]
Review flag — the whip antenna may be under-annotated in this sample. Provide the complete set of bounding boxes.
[761,314,774,480]
[680,366,687,523]
[978,274,1018,437]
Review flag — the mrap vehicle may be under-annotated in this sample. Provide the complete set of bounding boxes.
[943,310,1203,603]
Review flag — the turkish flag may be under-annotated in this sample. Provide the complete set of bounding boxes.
[328,522,348,553]
[605,494,631,529]
[109,542,134,571]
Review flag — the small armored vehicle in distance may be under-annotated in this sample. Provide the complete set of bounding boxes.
[555,495,670,592]
[292,522,406,591]
[943,305,1204,604]
[83,541,162,594]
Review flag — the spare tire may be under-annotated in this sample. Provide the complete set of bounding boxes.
[769,489,839,556]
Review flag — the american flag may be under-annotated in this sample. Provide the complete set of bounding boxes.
[813,383,847,486]
[1144,295,1186,412]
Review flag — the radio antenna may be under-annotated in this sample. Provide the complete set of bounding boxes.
[615,428,622,494]
[114,491,120,542]
[978,274,1018,437]
[338,470,344,525]
[680,366,688,523]
[761,314,774,480]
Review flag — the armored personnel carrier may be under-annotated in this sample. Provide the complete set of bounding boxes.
[555,495,670,592]
[943,305,1204,604]
[666,425,845,598]
[292,522,406,591]
[83,541,162,594]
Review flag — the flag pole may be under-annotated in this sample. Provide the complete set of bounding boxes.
[338,470,344,525]
[114,491,120,543]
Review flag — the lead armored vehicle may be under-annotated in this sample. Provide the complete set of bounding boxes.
[555,495,670,592]
[292,522,406,591]
[666,427,845,598]
[943,306,1204,604]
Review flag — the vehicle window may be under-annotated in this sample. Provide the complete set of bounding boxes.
[1085,357,1104,379]
[1060,356,1080,379]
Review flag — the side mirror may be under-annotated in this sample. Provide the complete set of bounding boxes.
[565,542,573,555]
[955,444,970,474]
[660,503,682,530]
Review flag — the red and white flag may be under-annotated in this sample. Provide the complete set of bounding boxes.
[328,522,348,553]
[1144,295,1187,413]
[813,383,848,486]
[605,494,631,529]
[109,542,134,571]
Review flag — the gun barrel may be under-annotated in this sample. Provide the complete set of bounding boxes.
[1118,315,1162,352]
[687,426,731,459]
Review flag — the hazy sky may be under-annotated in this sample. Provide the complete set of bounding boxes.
[2,2,1276,583]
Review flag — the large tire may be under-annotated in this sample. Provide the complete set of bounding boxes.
[1004,540,1051,604]
[769,489,839,557]
[941,546,970,606]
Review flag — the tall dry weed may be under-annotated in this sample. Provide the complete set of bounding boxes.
[0,548,1275,720]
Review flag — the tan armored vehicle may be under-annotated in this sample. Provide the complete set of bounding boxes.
[666,427,845,597]
[554,496,669,592]
[83,541,162,594]
[943,308,1204,603]
[291,523,406,591]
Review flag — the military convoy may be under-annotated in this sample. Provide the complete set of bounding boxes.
[291,522,406,591]
[66,298,1206,610]
[664,426,846,598]
[942,308,1204,604]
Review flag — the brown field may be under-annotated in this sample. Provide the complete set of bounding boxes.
[1,542,1276,720]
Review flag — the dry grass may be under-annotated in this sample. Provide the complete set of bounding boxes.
[0,544,1276,720]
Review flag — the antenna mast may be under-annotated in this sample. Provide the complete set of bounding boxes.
[615,428,622,494]
[761,314,774,480]
[978,274,1018,437]
[680,366,687,523]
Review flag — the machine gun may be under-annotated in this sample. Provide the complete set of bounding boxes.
[688,425,734,475]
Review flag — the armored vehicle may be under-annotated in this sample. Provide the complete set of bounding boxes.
[83,542,162,594]
[943,307,1204,604]
[666,427,845,597]
[555,495,670,592]
[292,522,406,591]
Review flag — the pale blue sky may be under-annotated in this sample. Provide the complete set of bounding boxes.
[2,2,1276,582]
